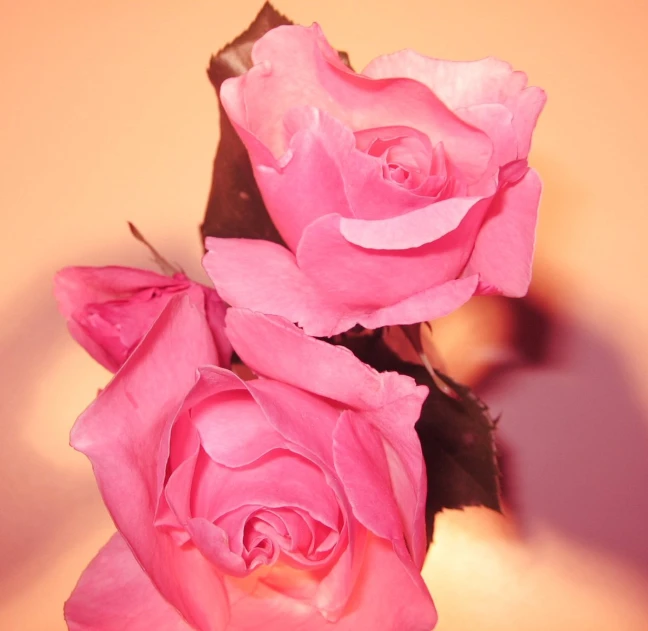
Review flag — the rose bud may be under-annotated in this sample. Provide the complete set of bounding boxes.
[54,265,231,371]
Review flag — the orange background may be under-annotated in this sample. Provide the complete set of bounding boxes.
[1,1,648,629]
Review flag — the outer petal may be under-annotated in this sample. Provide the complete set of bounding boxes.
[225,534,437,631]
[225,309,426,412]
[54,266,230,371]
[54,266,185,372]
[204,231,480,337]
[466,168,542,296]
[65,533,192,631]
[70,296,229,631]
[338,195,486,250]
[296,211,488,309]
[332,412,404,542]
[181,368,286,468]
[247,107,355,250]
[221,24,492,180]
[363,50,546,158]
[456,103,517,169]
[357,275,479,330]
[54,266,178,319]
[203,237,356,336]
[334,399,429,570]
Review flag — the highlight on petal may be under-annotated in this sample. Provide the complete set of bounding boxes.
[65,533,192,631]
[191,385,286,468]
[456,103,517,169]
[363,50,546,158]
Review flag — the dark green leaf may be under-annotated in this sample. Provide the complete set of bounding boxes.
[330,328,501,542]
[200,3,291,247]
[200,2,354,248]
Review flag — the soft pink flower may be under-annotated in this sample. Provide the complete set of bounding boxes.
[204,24,545,337]
[64,298,437,630]
[54,266,231,371]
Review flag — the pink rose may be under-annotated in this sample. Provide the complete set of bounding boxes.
[65,297,437,630]
[54,266,231,371]
[204,24,545,337]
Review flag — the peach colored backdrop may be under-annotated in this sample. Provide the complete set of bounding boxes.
[2,1,647,629]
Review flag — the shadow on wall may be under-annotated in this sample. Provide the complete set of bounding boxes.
[480,298,648,577]
[3,254,647,602]
[0,275,102,602]
[0,239,198,603]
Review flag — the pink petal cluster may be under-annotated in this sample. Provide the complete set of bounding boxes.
[55,266,232,371]
[59,19,546,629]
[205,24,545,336]
[64,298,437,630]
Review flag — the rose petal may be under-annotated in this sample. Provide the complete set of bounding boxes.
[187,369,287,468]
[225,309,423,411]
[154,420,200,543]
[457,103,517,169]
[313,520,366,621]
[334,399,428,569]
[225,533,436,630]
[246,379,340,469]
[186,517,249,577]
[357,274,480,330]
[205,235,480,336]
[339,195,485,250]
[54,266,230,372]
[64,533,192,631]
[54,266,179,319]
[333,411,403,542]
[296,211,487,308]
[466,167,542,296]
[363,50,546,158]
[249,107,355,249]
[221,24,492,181]
[191,450,341,532]
[70,296,229,631]
[203,237,354,337]
[347,390,430,570]
[203,287,234,369]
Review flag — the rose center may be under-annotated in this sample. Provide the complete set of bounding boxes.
[354,125,453,193]
[233,505,340,572]
[242,514,278,569]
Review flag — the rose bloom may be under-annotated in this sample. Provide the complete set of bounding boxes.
[205,24,546,337]
[65,298,437,630]
[55,266,231,371]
